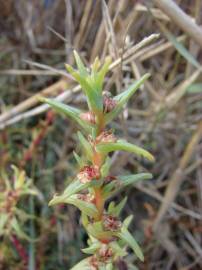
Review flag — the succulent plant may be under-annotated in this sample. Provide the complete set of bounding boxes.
[40,51,154,269]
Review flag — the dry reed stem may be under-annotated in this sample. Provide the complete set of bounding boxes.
[153,121,202,231]
[153,0,202,47]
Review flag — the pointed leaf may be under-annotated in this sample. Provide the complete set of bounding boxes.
[123,215,133,228]
[119,173,152,188]
[105,73,150,123]
[77,131,93,160]
[110,241,127,257]
[87,221,113,240]
[63,179,90,197]
[40,97,92,132]
[96,139,155,162]
[70,257,91,270]
[65,64,93,94]
[96,56,111,93]
[73,50,88,76]
[108,197,127,216]
[65,64,102,112]
[49,194,98,217]
[116,227,144,262]
[73,151,84,167]
[101,157,112,178]
[82,242,100,254]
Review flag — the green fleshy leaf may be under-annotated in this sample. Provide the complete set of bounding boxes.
[73,151,84,167]
[77,131,93,160]
[110,241,127,257]
[65,64,93,94]
[86,87,103,112]
[63,179,90,197]
[70,257,91,270]
[73,50,88,76]
[102,181,117,198]
[81,213,89,228]
[119,173,152,187]
[101,156,112,178]
[96,56,111,93]
[82,241,100,254]
[108,197,127,216]
[65,64,103,113]
[40,97,92,132]
[123,215,133,228]
[103,173,152,199]
[96,139,155,162]
[91,57,101,73]
[87,221,113,240]
[49,194,98,217]
[116,226,144,262]
[105,73,150,123]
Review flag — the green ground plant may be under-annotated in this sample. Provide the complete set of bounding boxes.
[41,51,154,270]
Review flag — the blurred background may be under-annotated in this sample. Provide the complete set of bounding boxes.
[0,0,202,269]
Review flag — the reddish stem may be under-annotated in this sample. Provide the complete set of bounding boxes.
[11,235,28,266]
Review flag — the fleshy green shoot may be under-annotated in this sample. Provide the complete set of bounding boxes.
[40,51,154,269]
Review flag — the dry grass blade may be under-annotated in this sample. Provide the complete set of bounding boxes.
[0,34,159,128]
[0,80,68,124]
[153,0,202,47]
[153,121,202,231]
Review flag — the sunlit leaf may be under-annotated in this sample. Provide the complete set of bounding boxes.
[73,50,88,77]
[49,194,98,217]
[82,241,100,254]
[70,257,91,270]
[96,139,155,162]
[40,97,92,132]
[108,197,127,216]
[101,156,112,178]
[105,73,150,123]
[119,173,152,187]
[87,221,113,240]
[116,226,144,261]
[77,131,93,160]
[63,179,90,197]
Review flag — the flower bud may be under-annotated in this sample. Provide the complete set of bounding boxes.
[80,111,96,124]
[103,92,117,113]
[103,214,122,232]
[77,193,95,203]
[77,165,100,184]
[98,244,113,262]
[96,130,117,144]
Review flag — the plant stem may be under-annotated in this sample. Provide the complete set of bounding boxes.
[93,113,105,221]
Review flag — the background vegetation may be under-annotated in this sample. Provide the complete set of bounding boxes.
[0,0,202,269]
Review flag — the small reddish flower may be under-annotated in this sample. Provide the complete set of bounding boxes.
[77,193,95,203]
[96,130,117,144]
[77,165,100,184]
[103,92,117,113]
[103,214,122,232]
[98,244,113,262]
[80,111,96,124]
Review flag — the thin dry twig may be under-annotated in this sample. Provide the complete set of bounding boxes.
[153,0,202,47]
[153,121,202,231]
